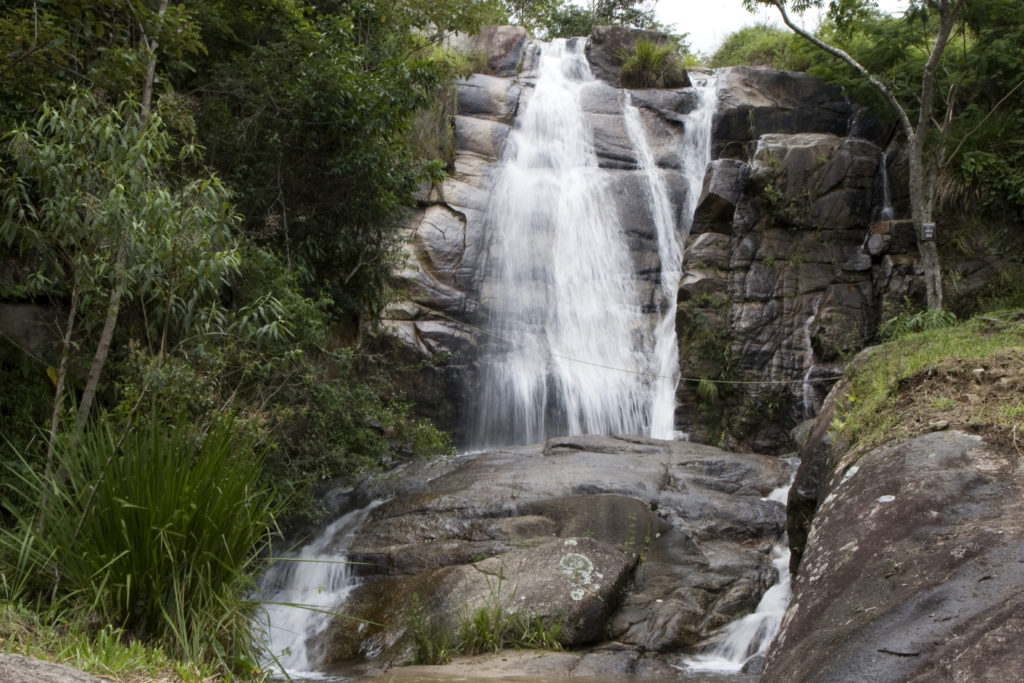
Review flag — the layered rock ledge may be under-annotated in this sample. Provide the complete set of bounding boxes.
[313,435,791,677]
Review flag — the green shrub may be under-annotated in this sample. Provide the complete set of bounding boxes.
[0,411,281,675]
[619,39,688,89]
[710,23,812,70]
[408,594,455,665]
[878,308,958,341]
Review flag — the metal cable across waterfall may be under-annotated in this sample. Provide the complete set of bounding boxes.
[408,303,846,388]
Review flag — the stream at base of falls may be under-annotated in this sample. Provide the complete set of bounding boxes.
[680,485,793,675]
[255,502,381,679]
[255,476,795,681]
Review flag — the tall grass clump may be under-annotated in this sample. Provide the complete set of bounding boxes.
[618,39,688,89]
[878,308,958,340]
[0,411,281,675]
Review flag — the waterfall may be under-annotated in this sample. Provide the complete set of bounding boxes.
[681,481,794,674]
[255,502,379,677]
[879,151,895,221]
[800,295,822,419]
[471,40,717,447]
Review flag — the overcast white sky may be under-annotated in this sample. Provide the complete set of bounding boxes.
[654,0,911,55]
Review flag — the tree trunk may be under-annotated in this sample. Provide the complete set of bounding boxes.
[769,0,960,311]
[140,0,169,123]
[75,240,128,433]
[908,1,961,310]
[43,286,78,471]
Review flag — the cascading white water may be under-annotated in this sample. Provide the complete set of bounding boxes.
[472,40,717,447]
[473,38,650,446]
[800,295,823,419]
[682,482,794,674]
[623,77,718,438]
[256,502,379,677]
[879,151,895,221]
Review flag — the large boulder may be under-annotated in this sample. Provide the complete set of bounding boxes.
[314,435,792,673]
[768,345,1024,681]
[765,428,1024,682]
[446,25,530,77]
[713,66,856,160]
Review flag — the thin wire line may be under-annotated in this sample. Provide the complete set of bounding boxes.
[397,304,845,387]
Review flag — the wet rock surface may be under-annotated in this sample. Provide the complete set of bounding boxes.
[317,435,791,675]
[765,427,1024,682]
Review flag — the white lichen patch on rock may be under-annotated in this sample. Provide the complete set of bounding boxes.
[560,552,595,582]
[560,548,599,600]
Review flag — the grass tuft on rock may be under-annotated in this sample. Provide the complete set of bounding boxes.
[618,39,688,89]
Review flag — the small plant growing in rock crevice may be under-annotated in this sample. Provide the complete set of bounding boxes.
[408,594,454,665]
[457,570,563,654]
[618,39,687,89]
[697,376,719,407]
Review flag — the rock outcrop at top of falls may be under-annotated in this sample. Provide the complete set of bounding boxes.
[379,26,923,452]
[312,435,791,676]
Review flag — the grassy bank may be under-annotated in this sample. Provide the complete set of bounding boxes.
[831,309,1024,459]
[0,603,226,681]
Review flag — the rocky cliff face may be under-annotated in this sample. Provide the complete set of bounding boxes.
[764,341,1024,682]
[381,28,921,451]
[678,67,924,451]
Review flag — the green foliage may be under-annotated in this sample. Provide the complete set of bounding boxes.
[696,376,719,406]
[407,594,455,665]
[456,573,563,655]
[186,0,469,317]
[0,411,281,674]
[407,572,563,664]
[0,339,51,470]
[710,23,813,70]
[0,0,204,127]
[506,0,683,43]
[1,89,241,364]
[618,39,687,88]
[267,352,454,495]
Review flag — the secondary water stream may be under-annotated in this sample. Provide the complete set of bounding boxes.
[256,502,380,678]
[682,481,794,674]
